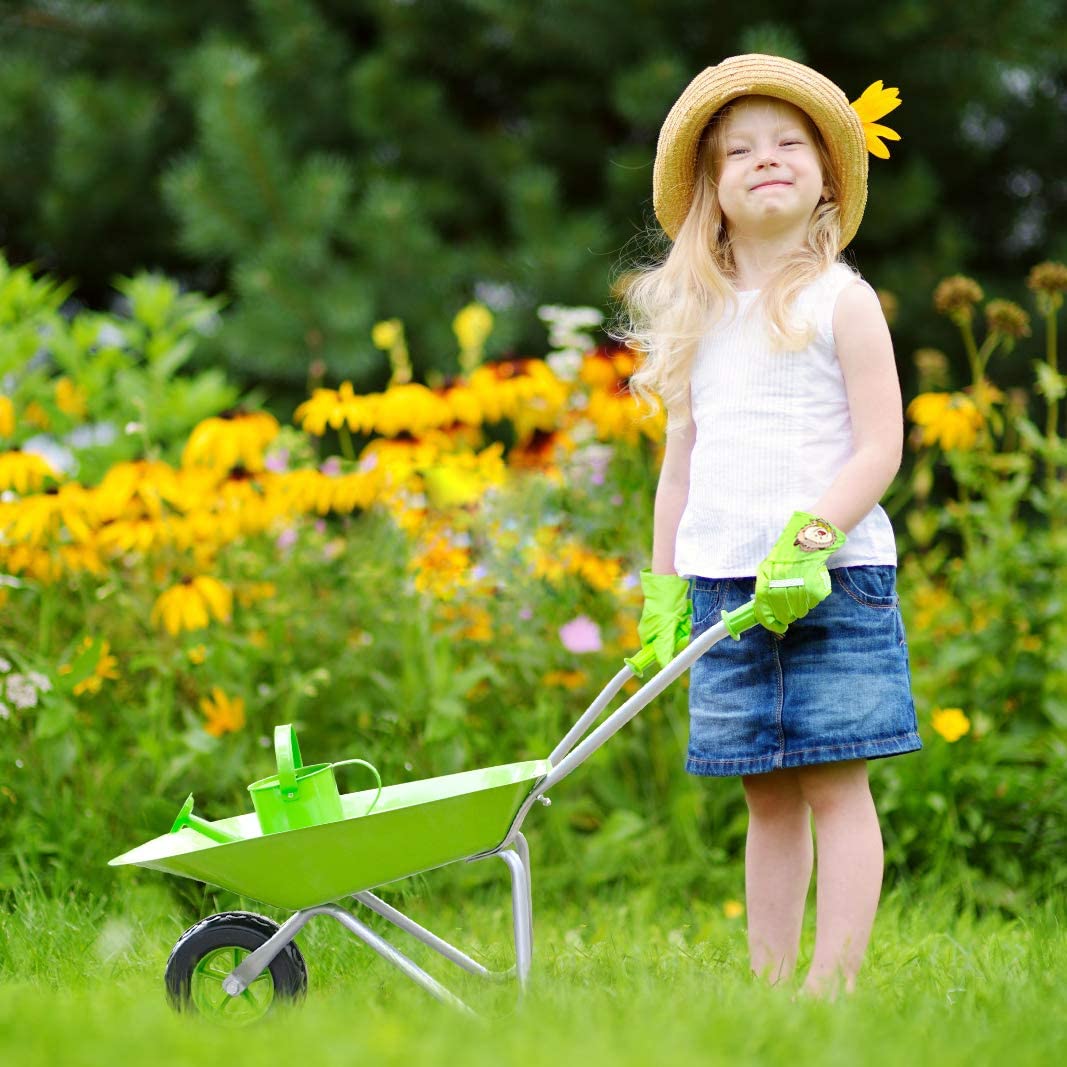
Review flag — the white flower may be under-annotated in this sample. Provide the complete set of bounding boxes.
[4,674,38,710]
[546,350,584,381]
[0,701,9,720]
[0,657,11,673]
[28,671,52,693]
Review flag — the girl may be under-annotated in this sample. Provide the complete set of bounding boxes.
[615,54,921,998]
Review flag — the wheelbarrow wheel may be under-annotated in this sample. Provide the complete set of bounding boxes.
[165,911,307,1023]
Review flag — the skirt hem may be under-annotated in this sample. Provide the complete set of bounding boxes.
[685,732,923,778]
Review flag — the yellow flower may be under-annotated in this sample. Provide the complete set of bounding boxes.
[372,319,412,385]
[0,450,59,493]
[294,381,372,436]
[182,411,280,473]
[542,669,588,690]
[453,303,494,374]
[58,636,120,697]
[849,81,902,159]
[200,686,246,738]
[23,401,50,431]
[371,319,404,350]
[151,576,233,636]
[931,707,971,742]
[187,644,207,665]
[54,378,88,419]
[723,900,745,920]
[0,396,14,438]
[907,392,984,451]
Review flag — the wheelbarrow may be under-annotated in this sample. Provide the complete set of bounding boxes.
[110,597,762,1022]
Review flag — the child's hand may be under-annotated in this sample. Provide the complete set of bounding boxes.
[636,568,692,668]
[754,512,847,634]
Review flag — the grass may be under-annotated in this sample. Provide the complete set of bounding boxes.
[1,861,1065,1067]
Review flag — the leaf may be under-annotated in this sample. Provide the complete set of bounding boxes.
[34,698,76,741]
[1033,360,1067,402]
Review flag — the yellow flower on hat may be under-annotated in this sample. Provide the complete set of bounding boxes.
[850,81,902,159]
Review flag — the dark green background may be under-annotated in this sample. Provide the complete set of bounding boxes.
[1,0,1064,398]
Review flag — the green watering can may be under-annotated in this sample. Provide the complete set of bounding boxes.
[247,724,382,835]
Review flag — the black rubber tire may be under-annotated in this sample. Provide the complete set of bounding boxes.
[164,911,308,1017]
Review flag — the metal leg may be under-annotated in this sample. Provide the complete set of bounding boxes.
[352,890,510,981]
[228,903,478,1016]
[511,832,534,958]
[224,909,315,995]
[497,847,532,988]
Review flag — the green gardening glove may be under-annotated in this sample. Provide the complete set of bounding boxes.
[754,511,847,634]
[636,568,693,668]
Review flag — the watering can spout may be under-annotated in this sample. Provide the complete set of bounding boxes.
[170,794,240,845]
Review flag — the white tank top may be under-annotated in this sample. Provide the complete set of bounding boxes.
[674,261,899,580]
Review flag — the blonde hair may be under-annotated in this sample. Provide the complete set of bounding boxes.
[610,95,853,432]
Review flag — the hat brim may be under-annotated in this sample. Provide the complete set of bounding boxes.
[653,54,868,250]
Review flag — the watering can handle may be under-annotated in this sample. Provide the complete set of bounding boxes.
[331,758,384,816]
[275,724,303,799]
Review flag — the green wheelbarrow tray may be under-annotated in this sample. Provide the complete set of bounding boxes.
[109,759,550,911]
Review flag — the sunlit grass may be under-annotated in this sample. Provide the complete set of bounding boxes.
[1,873,1063,1066]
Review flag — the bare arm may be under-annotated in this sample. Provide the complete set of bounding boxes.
[810,282,904,533]
[651,407,696,574]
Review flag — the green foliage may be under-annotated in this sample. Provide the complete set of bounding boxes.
[0,254,236,481]
[2,1,1065,399]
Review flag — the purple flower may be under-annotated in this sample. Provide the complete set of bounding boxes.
[519,606,533,621]
[265,449,289,473]
[314,519,327,535]
[559,616,602,654]
[359,452,379,472]
[320,456,342,476]
[276,527,298,551]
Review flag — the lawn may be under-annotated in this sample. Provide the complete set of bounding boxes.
[1,866,1063,1066]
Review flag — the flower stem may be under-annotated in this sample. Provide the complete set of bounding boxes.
[338,424,356,462]
[1044,308,1060,529]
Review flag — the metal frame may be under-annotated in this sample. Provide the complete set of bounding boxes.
[219,618,733,1017]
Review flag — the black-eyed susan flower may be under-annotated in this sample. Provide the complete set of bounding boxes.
[182,410,280,473]
[0,483,96,546]
[907,392,984,451]
[295,381,375,436]
[0,450,59,494]
[931,707,971,742]
[375,383,453,437]
[151,576,233,636]
[200,686,246,737]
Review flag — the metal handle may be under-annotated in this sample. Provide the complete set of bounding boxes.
[541,601,759,793]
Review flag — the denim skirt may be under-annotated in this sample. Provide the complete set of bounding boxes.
[685,565,922,777]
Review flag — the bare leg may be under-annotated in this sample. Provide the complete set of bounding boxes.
[796,760,883,998]
[741,767,813,985]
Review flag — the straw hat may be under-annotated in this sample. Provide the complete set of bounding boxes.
[653,54,901,250]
